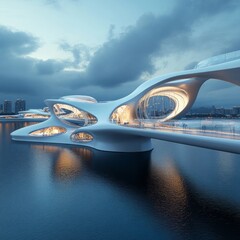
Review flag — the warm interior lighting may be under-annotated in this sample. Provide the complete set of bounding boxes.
[54,149,82,180]
[24,113,48,119]
[110,105,132,125]
[71,132,93,142]
[137,86,189,122]
[29,126,66,136]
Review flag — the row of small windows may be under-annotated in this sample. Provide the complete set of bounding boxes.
[29,126,93,143]
[29,103,96,142]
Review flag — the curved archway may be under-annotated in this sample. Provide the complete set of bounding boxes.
[53,103,98,127]
[136,86,189,122]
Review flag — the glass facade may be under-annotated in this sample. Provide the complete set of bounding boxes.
[137,95,175,120]
[136,86,189,122]
[110,105,132,125]
[29,126,66,136]
[110,86,189,128]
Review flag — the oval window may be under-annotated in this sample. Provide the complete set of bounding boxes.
[136,86,189,122]
[29,126,66,137]
[137,95,176,120]
[71,132,93,142]
[110,105,131,125]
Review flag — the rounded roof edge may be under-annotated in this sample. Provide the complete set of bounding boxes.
[60,95,97,103]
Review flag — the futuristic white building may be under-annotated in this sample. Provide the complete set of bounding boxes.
[11,51,240,153]
[18,108,50,119]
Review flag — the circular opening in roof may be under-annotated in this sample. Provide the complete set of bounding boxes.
[53,103,98,127]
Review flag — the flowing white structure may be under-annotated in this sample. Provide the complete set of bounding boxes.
[11,51,240,153]
[18,108,50,119]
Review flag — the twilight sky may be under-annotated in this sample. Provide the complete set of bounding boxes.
[0,0,240,108]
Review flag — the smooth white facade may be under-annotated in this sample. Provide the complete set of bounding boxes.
[11,51,240,153]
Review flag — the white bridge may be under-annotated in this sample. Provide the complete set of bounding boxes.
[11,51,240,153]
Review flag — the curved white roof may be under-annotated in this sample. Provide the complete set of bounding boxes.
[11,50,240,154]
[19,109,50,116]
[60,95,97,103]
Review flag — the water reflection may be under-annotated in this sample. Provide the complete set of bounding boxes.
[1,122,240,239]
[85,150,151,188]
[53,149,82,181]
[148,161,188,223]
[31,144,150,185]
[28,144,240,238]
[0,122,36,142]
[30,145,90,182]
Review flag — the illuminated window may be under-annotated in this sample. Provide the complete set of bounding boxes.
[29,126,66,136]
[71,132,93,142]
[53,103,97,127]
[136,86,189,122]
[137,95,175,120]
[24,113,49,119]
[110,105,132,125]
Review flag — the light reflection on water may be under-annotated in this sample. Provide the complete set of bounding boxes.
[0,122,240,240]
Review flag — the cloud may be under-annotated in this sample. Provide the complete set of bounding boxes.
[108,24,115,41]
[35,59,65,75]
[1,0,240,108]
[44,0,80,8]
[74,0,240,88]
[193,80,240,107]
[184,62,198,70]
[0,26,69,99]
[59,42,91,68]
[0,26,39,56]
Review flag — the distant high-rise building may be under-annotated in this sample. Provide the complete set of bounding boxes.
[211,105,216,114]
[215,107,225,115]
[4,100,12,114]
[0,104,3,113]
[15,99,26,114]
[232,106,240,115]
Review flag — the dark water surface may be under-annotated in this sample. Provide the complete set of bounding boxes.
[0,122,240,240]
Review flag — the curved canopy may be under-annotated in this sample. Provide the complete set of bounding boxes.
[60,95,97,103]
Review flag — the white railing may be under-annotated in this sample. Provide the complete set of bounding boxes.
[116,119,240,139]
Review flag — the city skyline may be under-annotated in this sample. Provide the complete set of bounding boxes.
[1,2,240,239]
[0,98,26,114]
[1,95,240,115]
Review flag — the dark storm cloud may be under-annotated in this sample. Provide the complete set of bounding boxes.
[193,80,240,107]
[77,0,240,88]
[36,59,65,75]
[1,0,240,108]
[0,26,69,99]
[0,26,38,56]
